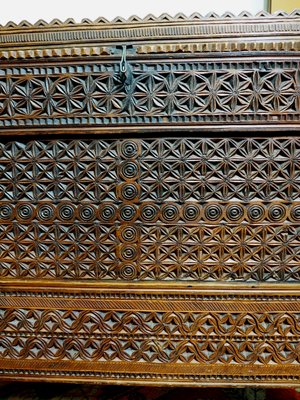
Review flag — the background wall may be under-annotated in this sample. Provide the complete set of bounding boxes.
[270,0,300,12]
[0,0,267,24]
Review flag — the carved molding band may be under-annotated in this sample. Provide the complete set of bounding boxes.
[3,22,299,47]
[0,61,299,127]
[1,310,300,364]
[0,11,299,51]
[1,41,300,61]
[1,286,300,385]
[1,368,300,386]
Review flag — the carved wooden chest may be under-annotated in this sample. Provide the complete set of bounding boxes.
[0,10,300,387]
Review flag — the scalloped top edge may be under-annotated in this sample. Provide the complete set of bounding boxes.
[1,9,300,29]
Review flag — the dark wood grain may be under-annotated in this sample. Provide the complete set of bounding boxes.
[0,11,300,387]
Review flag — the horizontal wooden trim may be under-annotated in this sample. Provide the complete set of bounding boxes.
[0,12,299,54]
[0,123,300,138]
[1,360,300,387]
[1,40,300,60]
[2,278,300,293]
[2,359,300,374]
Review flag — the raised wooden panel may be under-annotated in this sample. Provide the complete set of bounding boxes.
[0,137,300,282]
[0,60,299,128]
[1,283,300,386]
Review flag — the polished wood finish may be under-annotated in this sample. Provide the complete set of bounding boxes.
[0,10,300,387]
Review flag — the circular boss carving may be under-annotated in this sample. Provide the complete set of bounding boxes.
[0,204,13,220]
[119,183,139,201]
[119,244,138,261]
[119,264,139,280]
[119,204,137,222]
[17,204,33,220]
[140,204,158,222]
[79,205,95,222]
[247,204,265,222]
[58,204,75,221]
[120,161,138,180]
[121,141,138,158]
[99,204,116,222]
[204,204,222,221]
[119,225,139,243]
[161,204,180,222]
[226,204,244,221]
[183,204,200,221]
[290,205,300,221]
[37,204,55,221]
[268,204,286,221]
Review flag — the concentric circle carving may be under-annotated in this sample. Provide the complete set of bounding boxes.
[119,161,138,180]
[121,141,138,158]
[58,204,75,221]
[0,204,13,220]
[119,244,138,261]
[183,204,200,222]
[98,204,117,222]
[119,183,139,201]
[268,204,286,221]
[37,204,55,221]
[17,204,33,220]
[290,205,300,221]
[140,204,158,222]
[161,204,180,223]
[226,204,244,221]
[204,204,222,221]
[119,204,137,222]
[247,204,265,222]
[119,264,139,280]
[119,225,139,243]
[78,205,95,222]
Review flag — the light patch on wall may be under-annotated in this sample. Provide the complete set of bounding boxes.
[270,0,300,12]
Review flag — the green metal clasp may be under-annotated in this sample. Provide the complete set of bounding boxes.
[120,45,127,74]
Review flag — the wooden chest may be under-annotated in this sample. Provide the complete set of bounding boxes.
[0,10,300,387]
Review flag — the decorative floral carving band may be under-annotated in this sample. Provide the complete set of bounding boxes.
[0,61,299,127]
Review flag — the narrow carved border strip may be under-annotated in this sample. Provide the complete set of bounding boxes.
[2,359,300,374]
[1,370,300,387]
[1,296,300,313]
[1,284,300,384]
[0,12,299,58]
[2,41,300,60]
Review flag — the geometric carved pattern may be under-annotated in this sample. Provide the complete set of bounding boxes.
[0,137,300,282]
[0,61,299,127]
[1,11,300,389]
[1,287,300,385]
[1,308,300,364]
